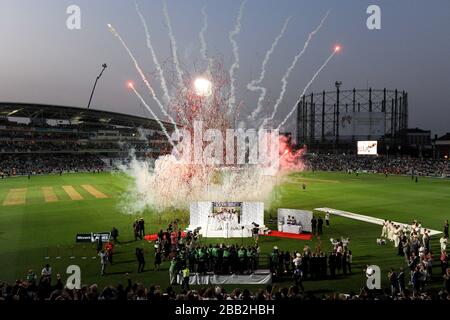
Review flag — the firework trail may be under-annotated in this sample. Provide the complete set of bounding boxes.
[264,10,330,127]
[107,24,178,136]
[129,84,176,148]
[277,49,337,130]
[114,2,310,215]
[228,0,247,114]
[135,1,171,104]
[199,5,208,62]
[248,17,291,120]
[163,0,184,88]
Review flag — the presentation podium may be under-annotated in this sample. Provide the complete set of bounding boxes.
[277,208,312,234]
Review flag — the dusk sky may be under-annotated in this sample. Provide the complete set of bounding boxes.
[1,0,450,136]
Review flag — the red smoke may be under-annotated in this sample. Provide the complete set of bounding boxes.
[278,135,306,171]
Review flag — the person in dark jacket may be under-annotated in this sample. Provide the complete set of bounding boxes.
[154,249,162,271]
[317,217,324,235]
[138,218,145,238]
[136,248,145,273]
[388,268,399,296]
[328,252,336,278]
[444,220,449,238]
[311,217,317,235]
[110,227,119,243]
[96,236,103,253]
[133,220,140,241]
[398,267,406,293]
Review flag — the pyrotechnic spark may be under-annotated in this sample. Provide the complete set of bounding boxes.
[199,5,208,62]
[107,23,179,135]
[264,10,330,127]
[277,48,339,130]
[128,82,175,148]
[163,0,184,88]
[228,0,247,113]
[248,17,291,120]
[113,2,310,215]
[135,1,171,104]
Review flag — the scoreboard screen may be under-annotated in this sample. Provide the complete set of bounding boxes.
[357,141,378,155]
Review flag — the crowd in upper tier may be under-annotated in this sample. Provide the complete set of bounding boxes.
[1,151,449,178]
[0,154,105,176]
[304,154,449,177]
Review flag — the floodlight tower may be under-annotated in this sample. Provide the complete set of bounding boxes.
[87,63,107,109]
[335,80,342,149]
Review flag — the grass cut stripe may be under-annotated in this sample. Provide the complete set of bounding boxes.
[3,188,27,206]
[81,185,108,199]
[41,187,58,202]
[62,186,83,200]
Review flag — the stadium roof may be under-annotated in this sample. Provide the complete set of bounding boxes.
[404,128,430,134]
[0,102,175,131]
[436,133,450,141]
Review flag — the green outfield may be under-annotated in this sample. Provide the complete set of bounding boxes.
[0,171,449,294]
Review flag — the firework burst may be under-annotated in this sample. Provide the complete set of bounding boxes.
[111,1,338,214]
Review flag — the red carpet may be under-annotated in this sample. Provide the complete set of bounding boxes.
[144,231,187,241]
[262,230,313,240]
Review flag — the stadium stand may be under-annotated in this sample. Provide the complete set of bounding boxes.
[304,154,450,178]
[0,103,174,176]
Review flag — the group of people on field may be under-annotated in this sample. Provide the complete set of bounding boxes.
[380,218,450,296]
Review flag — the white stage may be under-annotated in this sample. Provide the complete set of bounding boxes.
[188,201,265,238]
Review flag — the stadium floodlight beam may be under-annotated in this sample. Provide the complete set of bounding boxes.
[194,77,212,97]
[87,63,108,109]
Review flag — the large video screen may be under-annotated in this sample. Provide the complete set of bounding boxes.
[212,202,242,224]
[357,141,378,155]
[212,202,242,215]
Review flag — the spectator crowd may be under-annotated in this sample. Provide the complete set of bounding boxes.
[2,271,449,301]
[305,154,449,177]
[0,154,105,176]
